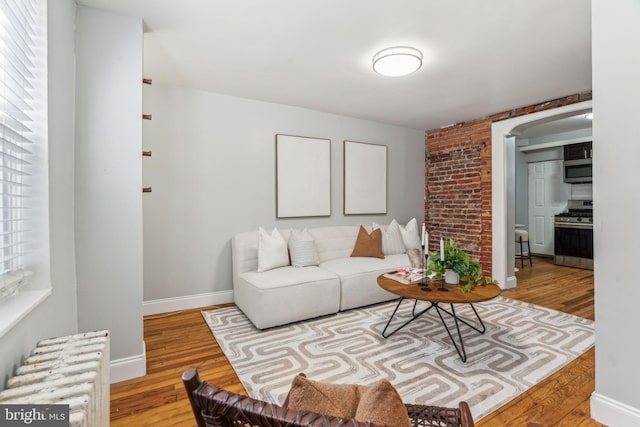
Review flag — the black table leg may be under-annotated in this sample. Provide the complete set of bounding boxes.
[382,299,487,362]
[434,303,486,362]
[436,303,486,334]
[381,297,434,339]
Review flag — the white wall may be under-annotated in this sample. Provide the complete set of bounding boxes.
[591,0,640,424]
[142,85,425,307]
[74,6,145,378]
[0,0,78,386]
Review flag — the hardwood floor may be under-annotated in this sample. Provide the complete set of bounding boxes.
[111,256,602,426]
[479,257,601,427]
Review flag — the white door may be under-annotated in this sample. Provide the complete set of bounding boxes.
[528,160,571,255]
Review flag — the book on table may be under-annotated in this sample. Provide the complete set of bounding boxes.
[383,267,426,285]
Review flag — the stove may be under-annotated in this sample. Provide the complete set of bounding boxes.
[554,212,593,225]
[554,200,593,269]
[554,200,593,225]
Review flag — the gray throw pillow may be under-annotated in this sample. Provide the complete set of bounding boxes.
[288,229,320,267]
[406,248,425,269]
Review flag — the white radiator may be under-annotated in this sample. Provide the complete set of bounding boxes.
[0,330,110,427]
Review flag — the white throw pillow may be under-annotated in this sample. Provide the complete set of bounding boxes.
[288,229,320,267]
[257,227,290,272]
[398,218,422,250]
[372,221,406,255]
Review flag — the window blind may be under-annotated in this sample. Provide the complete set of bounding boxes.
[0,0,42,301]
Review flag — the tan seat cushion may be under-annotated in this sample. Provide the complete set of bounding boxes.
[286,373,366,419]
[286,374,411,427]
[355,379,412,427]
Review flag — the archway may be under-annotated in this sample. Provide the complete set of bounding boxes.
[491,100,593,289]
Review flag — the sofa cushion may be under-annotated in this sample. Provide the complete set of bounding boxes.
[289,229,320,267]
[257,227,290,272]
[287,374,411,427]
[373,221,405,255]
[382,253,412,269]
[236,266,340,329]
[320,257,393,277]
[350,226,383,259]
[398,218,422,250]
[240,266,338,289]
[406,248,425,268]
[287,373,366,419]
[320,257,399,310]
[355,379,412,427]
[303,226,361,262]
[337,270,399,310]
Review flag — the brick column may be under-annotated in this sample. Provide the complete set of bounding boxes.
[425,91,592,275]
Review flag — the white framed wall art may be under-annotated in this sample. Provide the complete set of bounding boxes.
[343,140,387,215]
[276,134,331,218]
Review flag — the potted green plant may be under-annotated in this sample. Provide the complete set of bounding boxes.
[426,239,499,292]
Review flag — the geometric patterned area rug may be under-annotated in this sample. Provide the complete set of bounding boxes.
[202,296,594,421]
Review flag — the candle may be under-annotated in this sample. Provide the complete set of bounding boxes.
[440,237,445,262]
[421,223,426,246]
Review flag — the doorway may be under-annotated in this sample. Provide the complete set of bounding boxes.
[491,100,593,289]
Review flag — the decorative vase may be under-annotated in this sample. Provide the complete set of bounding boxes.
[444,269,460,285]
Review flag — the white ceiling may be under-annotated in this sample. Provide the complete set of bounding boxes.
[76,0,592,131]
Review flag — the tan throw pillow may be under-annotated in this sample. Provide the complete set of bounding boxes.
[355,379,412,427]
[286,374,366,419]
[350,226,384,259]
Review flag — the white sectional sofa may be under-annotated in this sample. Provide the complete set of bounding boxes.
[232,225,414,329]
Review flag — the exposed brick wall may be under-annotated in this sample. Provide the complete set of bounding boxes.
[425,91,592,275]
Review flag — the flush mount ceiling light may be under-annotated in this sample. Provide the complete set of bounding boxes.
[372,46,423,77]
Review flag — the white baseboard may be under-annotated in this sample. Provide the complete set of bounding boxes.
[591,392,640,426]
[504,275,517,290]
[143,290,234,316]
[110,341,146,384]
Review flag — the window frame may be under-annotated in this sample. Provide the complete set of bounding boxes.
[0,0,50,339]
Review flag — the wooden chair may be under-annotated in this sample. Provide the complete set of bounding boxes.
[182,368,475,427]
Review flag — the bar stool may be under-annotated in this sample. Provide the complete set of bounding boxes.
[515,229,532,268]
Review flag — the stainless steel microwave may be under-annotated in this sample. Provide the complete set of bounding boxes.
[564,158,592,183]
